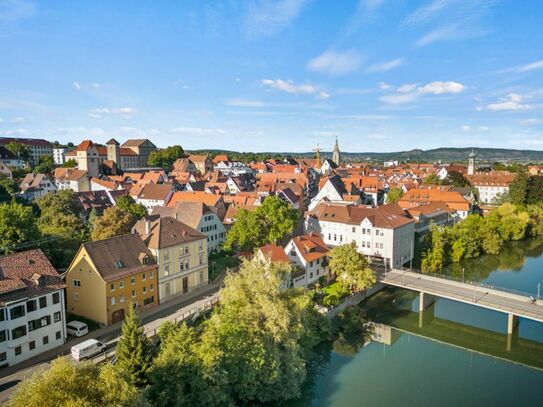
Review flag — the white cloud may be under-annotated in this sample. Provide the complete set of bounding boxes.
[0,0,36,22]
[418,81,465,94]
[261,79,329,99]
[405,0,455,25]
[461,125,489,132]
[520,118,542,126]
[91,82,101,88]
[502,59,543,74]
[481,93,533,111]
[366,58,404,73]
[307,49,362,76]
[235,78,241,82]
[378,82,392,90]
[245,0,312,38]
[0,117,3,123]
[168,127,227,136]
[0,128,29,136]
[461,125,471,132]
[365,0,386,10]
[380,81,465,105]
[225,98,266,107]
[73,82,81,91]
[89,107,136,119]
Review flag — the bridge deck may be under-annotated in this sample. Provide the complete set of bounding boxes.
[380,269,543,323]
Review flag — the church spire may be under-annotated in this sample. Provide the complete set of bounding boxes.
[332,137,341,165]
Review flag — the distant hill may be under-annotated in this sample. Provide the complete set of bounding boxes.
[187,147,543,164]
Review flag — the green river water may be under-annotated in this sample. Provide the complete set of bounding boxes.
[284,237,543,406]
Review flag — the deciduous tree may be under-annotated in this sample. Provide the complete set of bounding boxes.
[0,201,39,253]
[91,206,136,240]
[385,187,403,204]
[329,243,376,293]
[148,145,185,170]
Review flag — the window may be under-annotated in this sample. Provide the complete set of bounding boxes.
[142,256,150,265]
[0,352,6,362]
[26,300,37,313]
[12,326,27,339]
[43,336,49,345]
[0,309,4,322]
[29,341,35,350]
[150,271,154,278]
[52,292,60,304]
[15,346,22,356]
[362,228,366,235]
[143,286,147,293]
[199,254,203,265]
[0,330,6,343]
[131,290,136,298]
[119,280,124,289]
[10,305,25,320]
[164,251,169,261]
[150,284,154,291]
[39,297,47,309]
[73,280,81,287]
[111,297,116,306]
[120,294,125,303]
[130,277,135,285]
[56,331,61,340]
[334,234,337,241]
[110,283,115,291]
[352,227,356,233]
[142,273,146,281]
[54,312,61,323]
[199,270,204,284]
[115,260,124,269]
[375,229,379,235]
[143,296,154,306]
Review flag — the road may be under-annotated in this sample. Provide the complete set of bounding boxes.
[380,269,543,322]
[0,278,223,403]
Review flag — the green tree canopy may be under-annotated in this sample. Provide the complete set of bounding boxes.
[0,201,40,254]
[7,358,144,407]
[62,159,78,168]
[508,171,529,205]
[91,205,136,241]
[448,171,470,187]
[34,155,55,174]
[385,187,403,204]
[5,141,31,163]
[148,145,185,170]
[329,243,376,293]
[36,191,84,238]
[115,306,153,387]
[116,195,148,219]
[224,196,298,251]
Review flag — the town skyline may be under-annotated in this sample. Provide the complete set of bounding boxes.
[1,0,542,152]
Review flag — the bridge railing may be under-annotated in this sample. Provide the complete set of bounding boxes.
[382,267,537,299]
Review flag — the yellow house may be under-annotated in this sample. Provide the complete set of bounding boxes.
[133,215,208,303]
[65,234,158,326]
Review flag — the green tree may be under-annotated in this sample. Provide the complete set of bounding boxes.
[423,173,441,185]
[62,159,78,168]
[448,171,470,187]
[115,306,153,387]
[148,145,185,170]
[34,155,55,174]
[0,201,40,253]
[224,196,298,251]
[386,187,403,204]
[117,195,148,219]
[508,171,529,206]
[329,243,376,293]
[5,141,31,163]
[198,259,328,404]
[526,175,543,205]
[7,358,144,407]
[36,191,84,238]
[0,175,18,195]
[91,206,136,240]
[421,224,450,272]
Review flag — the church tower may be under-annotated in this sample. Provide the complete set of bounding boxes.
[332,137,341,165]
[106,138,121,167]
[468,149,476,175]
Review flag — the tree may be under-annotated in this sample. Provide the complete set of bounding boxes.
[62,159,78,168]
[385,187,403,204]
[0,175,18,195]
[36,191,84,238]
[7,358,144,407]
[0,201,40,254]
[116,195,148,219]
[526,176,543,205]
[508,171,529,206]
[115,306,153,387]
[423,173,441,185]
[448,171,470,187]
[91,206,136,240]
[197,259,328,404]
[5,141,31,163]
[148,145,185,170]
[224,196,298,251]
[421,225,449,272]
[34,155,55,174]
[329,243,376,293]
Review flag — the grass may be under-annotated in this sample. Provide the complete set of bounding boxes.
[209,253,240,281]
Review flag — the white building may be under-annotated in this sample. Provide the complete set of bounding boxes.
[54,169,90,192]
[284,233,330,287]
[134,183,173,212]
[0,250,66,367]
[0,138,53,166]
[53,147,72,165]
[306,202,415,268]
[309,175,360,211]
[468,172,516,204]
[18,173,57,201]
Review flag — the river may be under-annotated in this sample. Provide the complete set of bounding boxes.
[284,237,543,406]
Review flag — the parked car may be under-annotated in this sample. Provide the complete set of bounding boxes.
[66,321,89,337]
[71,339,107,361]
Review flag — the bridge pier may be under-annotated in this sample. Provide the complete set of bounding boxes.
[507,314,519,335]
[419,292,435,312]
[418,303,435,329]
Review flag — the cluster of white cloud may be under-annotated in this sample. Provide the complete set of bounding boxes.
[245,0,312,38]
[366,58,404,73]
[307,49,362,76]
[461,125,489,132]
[261,79,329,99]
[478,93,533,112]
[379,81,465,105]
[89,107,135,119]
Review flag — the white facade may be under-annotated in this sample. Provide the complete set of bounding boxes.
[197,212,227,253]
[0,290,66,367]
[306,217,415,268]
[53,148,68,165]
[474,184,509,204]
[136,195,172,212]
[283,240,330,287]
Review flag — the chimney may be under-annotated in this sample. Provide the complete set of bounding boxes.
[145,217,151,235]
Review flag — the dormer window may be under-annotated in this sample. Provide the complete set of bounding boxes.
[115,260,125,269]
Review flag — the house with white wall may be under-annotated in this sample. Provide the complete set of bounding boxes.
[284,233,330,287]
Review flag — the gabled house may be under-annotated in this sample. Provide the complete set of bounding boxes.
[134,183,174,211]
[284,233,330,287]
[0,161,12,179]
[19,173,56,201]
[133,216,208,302]
[65,234,158,326]
[54,168,90,192]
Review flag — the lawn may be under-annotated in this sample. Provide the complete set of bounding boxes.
[209,253,240,281]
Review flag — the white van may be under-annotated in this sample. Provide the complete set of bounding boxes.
[66,321,89,337]
[71,339,107,361]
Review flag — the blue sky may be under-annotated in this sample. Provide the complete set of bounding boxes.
[0,0,542,153]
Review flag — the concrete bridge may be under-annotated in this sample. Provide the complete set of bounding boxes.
[379,269,543,335]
